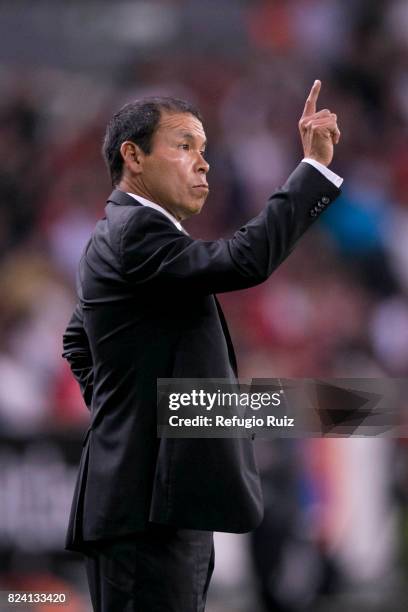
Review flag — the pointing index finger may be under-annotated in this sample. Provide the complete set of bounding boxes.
[302,80,321,118]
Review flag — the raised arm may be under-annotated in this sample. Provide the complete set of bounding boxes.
[119,81,342,295]
[120,162,340,295]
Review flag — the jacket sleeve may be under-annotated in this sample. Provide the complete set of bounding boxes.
[62,302,93,410]
[119,162,341,295]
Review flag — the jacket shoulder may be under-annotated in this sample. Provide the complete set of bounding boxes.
[105,202,181,262]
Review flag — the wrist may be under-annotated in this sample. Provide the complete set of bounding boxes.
[302,158,344,188]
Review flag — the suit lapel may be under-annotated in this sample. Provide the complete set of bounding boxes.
[213,295,238,377]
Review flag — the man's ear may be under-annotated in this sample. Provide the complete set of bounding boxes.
[120,141,145,174]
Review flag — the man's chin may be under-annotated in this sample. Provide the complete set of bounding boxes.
[182,200,205,219]
[191,203,204,215]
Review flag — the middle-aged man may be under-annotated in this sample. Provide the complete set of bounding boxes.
[63,80,342,611]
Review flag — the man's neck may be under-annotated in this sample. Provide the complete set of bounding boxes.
[124,192,185,233]
[117,178,154,204]
[117,178,182,221]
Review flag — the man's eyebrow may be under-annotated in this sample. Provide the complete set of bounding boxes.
[177,131,207,148]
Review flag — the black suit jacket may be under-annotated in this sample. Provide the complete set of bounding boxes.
[62,162,340,551]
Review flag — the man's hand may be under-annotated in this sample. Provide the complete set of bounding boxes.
[298,80,340,167]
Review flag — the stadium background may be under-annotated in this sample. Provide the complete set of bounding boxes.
[1,0,408,610]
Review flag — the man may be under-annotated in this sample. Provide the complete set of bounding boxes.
[63,80,341,611]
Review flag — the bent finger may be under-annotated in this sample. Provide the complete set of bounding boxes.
[332,127,341,144]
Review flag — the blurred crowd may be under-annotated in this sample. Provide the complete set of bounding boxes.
[1,0,408,610]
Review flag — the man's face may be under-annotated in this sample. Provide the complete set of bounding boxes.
[138,112,209,221]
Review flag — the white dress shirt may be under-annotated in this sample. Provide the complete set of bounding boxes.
[302,158,343,188]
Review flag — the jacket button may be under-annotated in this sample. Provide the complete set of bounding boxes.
[310,210,317,217]
[322,196,330,205]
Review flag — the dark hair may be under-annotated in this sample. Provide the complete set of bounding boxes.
[102,96,203,186]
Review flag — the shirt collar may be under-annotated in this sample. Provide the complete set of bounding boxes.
[126,192,185,233]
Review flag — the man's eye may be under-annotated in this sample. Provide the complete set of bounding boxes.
[179,144,190,150]
[200,150,206,158]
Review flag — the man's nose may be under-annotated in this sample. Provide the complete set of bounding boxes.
[197,155,210,174]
